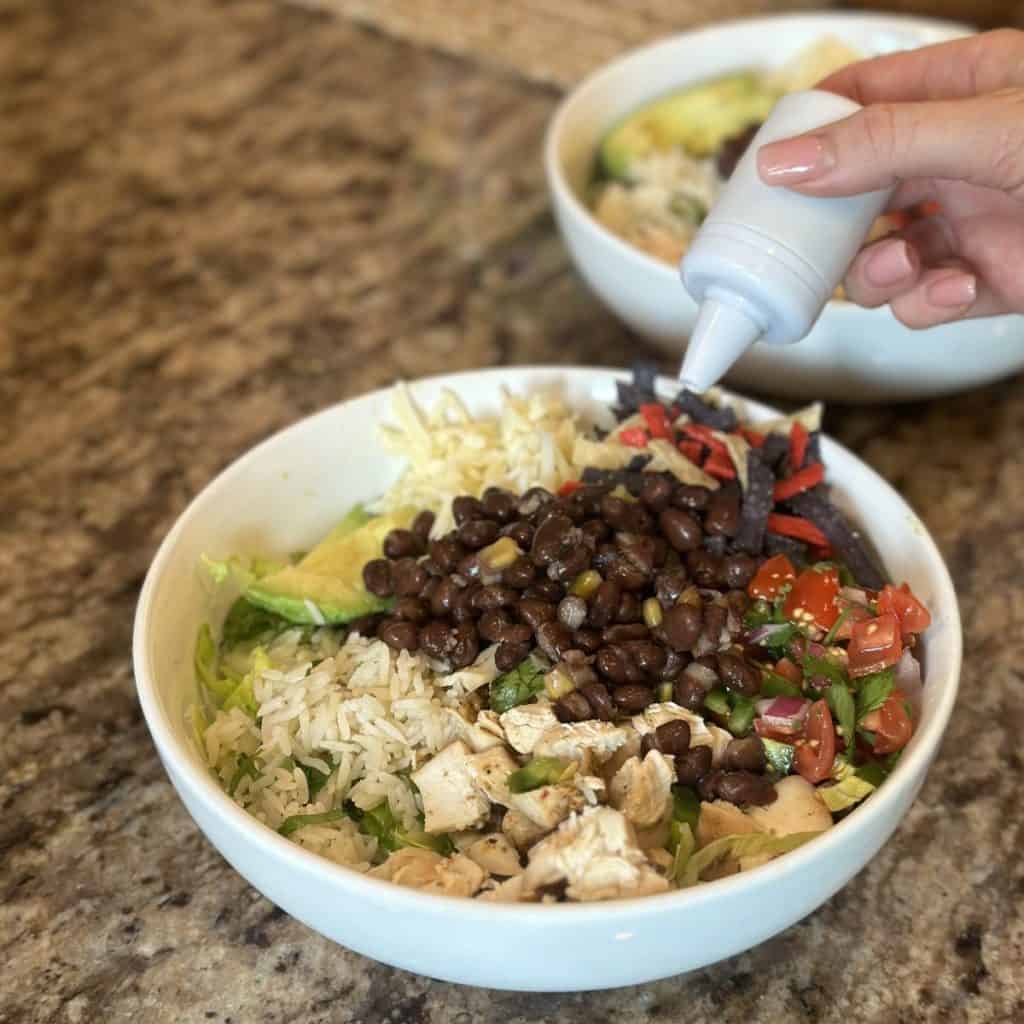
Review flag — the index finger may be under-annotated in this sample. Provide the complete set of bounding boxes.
[818,29,1024,105]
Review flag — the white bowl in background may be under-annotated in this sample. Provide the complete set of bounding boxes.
[544,13,1024,402]
[133,367,961,990]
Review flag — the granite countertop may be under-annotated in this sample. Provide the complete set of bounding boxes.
[2,1,1022,1021]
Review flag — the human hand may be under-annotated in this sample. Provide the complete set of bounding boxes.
[756,30,1024,328]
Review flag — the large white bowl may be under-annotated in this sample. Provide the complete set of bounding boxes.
[544,13,1024,402]
[133,367,961,990]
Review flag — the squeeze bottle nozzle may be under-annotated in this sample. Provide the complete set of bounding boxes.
[678,90,895,393]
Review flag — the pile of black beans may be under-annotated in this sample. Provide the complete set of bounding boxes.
[359,474,778,803]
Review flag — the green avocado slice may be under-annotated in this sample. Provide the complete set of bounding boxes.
[599,72,779,179]
[245,506,414,625]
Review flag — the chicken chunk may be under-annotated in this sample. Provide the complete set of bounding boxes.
[508,783,585,831]
[445,708,506,752]
[499,703,560,755]
[696,799,763,847]
[746,775,833,836]
[609,750,675,829]
[466,745,519,806]
[369,849,486,898]
[440,645,500,697]
[466,833,522,877]
[601,724,642,779]
[632,702,732,764]
[477,874,531,903]
[522,806,670,902]
[411,740,489,834]
[533,721,629,765]
[502,807,550,852]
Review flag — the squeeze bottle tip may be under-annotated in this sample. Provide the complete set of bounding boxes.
[678,297,762,394]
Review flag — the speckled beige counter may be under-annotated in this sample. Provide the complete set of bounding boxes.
[1,2,1022,1022]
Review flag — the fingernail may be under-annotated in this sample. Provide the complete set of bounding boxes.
[863,240,916,288]
[926,272,977,309]
[757,135,835,184]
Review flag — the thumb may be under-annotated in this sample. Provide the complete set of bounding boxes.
[757,91,1024,199]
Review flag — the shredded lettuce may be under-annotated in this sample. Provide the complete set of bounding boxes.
[680,831,822,887]
[222,647,269,717]
[671,785,701,831]
[820,774,875,812]
[194,624,235,702]
[670,822,696,882]
[356,801,454,855]
[221,597,290,650]
[489,656,546,715]
[229,753,259,795]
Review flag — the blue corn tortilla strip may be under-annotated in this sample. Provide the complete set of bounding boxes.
[673,389,739,432]
[734,450,775,555]
[704,534,728,556]
[760,433,790,473]
[785,490,886,590]
[801,431,822,469]
[764,532,809,565]
[615,360,660,419]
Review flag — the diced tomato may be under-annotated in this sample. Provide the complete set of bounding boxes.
[795,699,836,783]
[784,567,840,630]
[557,480,582,497]
[875,583,931,639]
[682,423,728,455]
[669,404,681,420]
[618,427,649,448]
[831,596,874,641]
[740,428,765,447]
[704,452,737,480]
[639,403,672,440]
[861,690,913,754]
[678,439,704,465]
[766,513,829,548]
[748,554,797,600]
[773,462,825,502]
[755,717,804,743]
[847,613,903,677]
[774,656,803,685]
[789,421,809,469]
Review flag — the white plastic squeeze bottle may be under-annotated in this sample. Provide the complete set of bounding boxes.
[678,89,895,393]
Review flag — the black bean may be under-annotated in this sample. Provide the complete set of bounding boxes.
[456,553,481,579]
[722,737,767,774]
[473,585,518,611]
[629,641,667,677]
[452,495,484,525]
[518,486,553,518]
[347,613,384,637]
[523,581,564,603]
[601,623,649,643]
[716,652,760,697]
[616,592,643,623]
[384,528,422,560]
[726,588,751,620]
[674,675,710,711]
[362,559,393,597]
[412,510,435,544]
[495,640,532,672]
[554,691,593,723]
[518,598,556,629]
[588,581,621,629]
[450,585,479,624]
[379,619,419,652]
[394,597,429,625]
[676,745,713,786]
[536,620,573,660]
[599,494,635,532]
[573,629,602,655]
[449,623,480,669]
[502,556,536,589]
[705,489,741,537]
[591,543,619,576]
[654,719,691,756]
[596,644,641,685]
[419,621,453,662]
[618,534,658,576]
[481,487,518,523]
[659,508,703,553]
[631,505,655,534]
[723,554,758,589]
[687,549,724,587]
[579,682,615,721]
[531,514,575,567]
[702,603,728,650]
[654,569,689,608]
[640,732,658,758]
[581,519,611,545]
[557,595,588,631]
[459,518,500,550]
[478,610,516,644]
[651,537,669,567]
[502,520,535,550]
[430,577,457,617]
[392,558,428,597]
[662,604,703,652]
[547,545,591,583]
[715,772,777,806]
[660,648,687,681]
[429,536,465,573]
[697,768,725,801]
[673,484,711,512]
[613,684,656,712]
[640,474,675,509]
[703,534,729,557]
[559,496,587,525]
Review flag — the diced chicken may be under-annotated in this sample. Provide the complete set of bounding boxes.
[697,799,763,848]
[445,708,506,753]
[411,740,489,834]
[466,833,522,877]
[440,646,500,696]
[574,774,607,806]
[502,807,550,852]
[522,806,670,902]
[601,724,642,780]
[647,847,674,872]
[466,745,519,806]
[632,702,732,764]
[369,849,486,898]
[534,721,629,765]
[499,703,560,755]
[609,751,675,829]
[634,815,671,852]
[509,783,585,831]
[477,874,531,903]
[746,776,833,837]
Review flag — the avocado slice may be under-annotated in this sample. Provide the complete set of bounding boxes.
[599,72,779,179]
[245,506,414,625]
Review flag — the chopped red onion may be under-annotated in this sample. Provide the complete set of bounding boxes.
[895,649,923,715]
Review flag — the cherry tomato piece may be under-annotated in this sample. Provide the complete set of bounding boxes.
[847,613,903,678]
[774,657,803,685]
[784,567,841,630]
[795,699,836,784]
[861,690,913,754]
[876,584,931,639]
[748,554,797,601]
